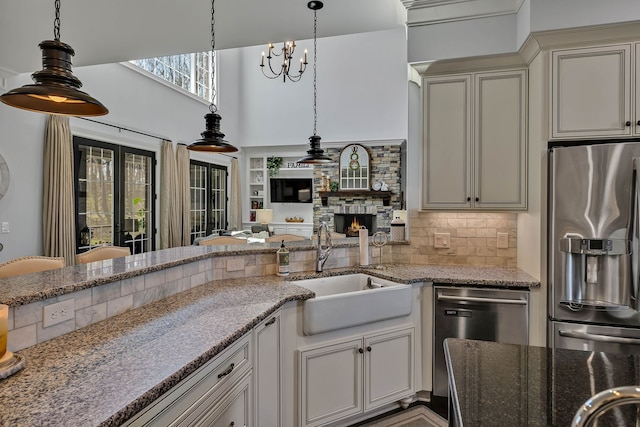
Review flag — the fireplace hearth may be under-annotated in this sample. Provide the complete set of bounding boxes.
[334,213,377,236]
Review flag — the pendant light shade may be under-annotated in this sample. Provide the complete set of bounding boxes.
[297,135,333,164]
[187,112,237,153]
[187,0,238,153]
[297,1,332,165]
[0,2,107,116]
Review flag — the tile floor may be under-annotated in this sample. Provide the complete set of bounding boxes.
[352,404,447,427]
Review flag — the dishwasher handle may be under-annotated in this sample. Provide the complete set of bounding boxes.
[559,330,640,345]
[436,292,527,305]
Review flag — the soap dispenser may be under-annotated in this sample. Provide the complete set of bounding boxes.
[277,240,290,277]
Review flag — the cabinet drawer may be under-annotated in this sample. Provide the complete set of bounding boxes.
[124,332,252,426]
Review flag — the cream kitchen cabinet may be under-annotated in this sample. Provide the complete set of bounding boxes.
[422,69,527,210]
[299,327,415,427]
[254,310,282,427]
[271,222,313,238]
[123,332,252,427]
[551,43,634,140]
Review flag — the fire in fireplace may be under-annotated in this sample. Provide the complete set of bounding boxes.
[334,213,377,237]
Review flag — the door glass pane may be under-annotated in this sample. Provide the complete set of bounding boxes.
[209,167,227,234]
[77,145,115,250]
[190,163,208,242]
[123,152,153,255]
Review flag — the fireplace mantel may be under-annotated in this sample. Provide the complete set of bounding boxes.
[318,190,392,206]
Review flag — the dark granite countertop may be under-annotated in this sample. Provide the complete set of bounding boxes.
[0,276,313,427]
[445,338,640,426]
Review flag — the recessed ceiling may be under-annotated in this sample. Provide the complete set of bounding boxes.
[0,0,407,74]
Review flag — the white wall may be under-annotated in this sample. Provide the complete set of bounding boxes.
[529,0,640,34]
[237,28,408,146]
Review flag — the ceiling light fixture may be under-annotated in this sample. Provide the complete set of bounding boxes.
[0,0,108,116]
[260,40,307,83]
[297,1,333,165]
[187,0,238,153]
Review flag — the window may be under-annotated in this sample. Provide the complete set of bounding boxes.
[74,137,156,255]
[190,161,228,242]
[131,52,215,102]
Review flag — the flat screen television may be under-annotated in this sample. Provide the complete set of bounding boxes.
[270,178,313,203]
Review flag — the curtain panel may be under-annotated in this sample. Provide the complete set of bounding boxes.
[43,115,75,265]
[229,158,242,231]
[159,140,180,248]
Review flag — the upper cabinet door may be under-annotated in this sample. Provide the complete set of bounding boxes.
[474,70,527,210]
[551,44,632,139]
[422,74,473,209]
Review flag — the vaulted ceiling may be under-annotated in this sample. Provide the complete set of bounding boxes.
[0,0,407,75]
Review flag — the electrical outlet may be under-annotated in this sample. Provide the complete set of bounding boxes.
[42,299,75,328]
[226,258,245,272]
[1,222,9,234]
[497,232,509,249]
[434,232,450,249]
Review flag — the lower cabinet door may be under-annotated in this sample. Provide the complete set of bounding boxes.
[364,328,415,411]
[254,311,281,427]
[198,370,252,427]
[300,338,363,427]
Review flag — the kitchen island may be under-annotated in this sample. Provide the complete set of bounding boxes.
[444,338,640,426]
[0,243,539,426]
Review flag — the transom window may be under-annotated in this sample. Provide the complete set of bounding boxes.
[131,52,215,102]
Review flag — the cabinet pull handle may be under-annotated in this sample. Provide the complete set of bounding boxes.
[475,197,479,202]
[218,363,235,379]
[626,121,632,126]
[358,348,364,354]
[367,346,372,352]
[265,317,276,326]
[466,197,471,202]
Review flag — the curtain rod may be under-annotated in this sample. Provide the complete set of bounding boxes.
[76,117,237,159]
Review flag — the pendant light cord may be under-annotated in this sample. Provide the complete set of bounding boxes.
[209,0,218,114]
[313,7,318,136]
[54,0,61,40]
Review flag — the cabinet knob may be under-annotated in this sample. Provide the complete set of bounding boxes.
[466,197,471,202]
[475,197,480,202]
[637,120,640,126]
[358,348,364,354]
[366,346,372,352]
[626,121,632,126]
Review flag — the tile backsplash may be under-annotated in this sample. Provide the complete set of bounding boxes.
[392,210,517,267]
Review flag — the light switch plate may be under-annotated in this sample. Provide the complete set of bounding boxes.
[497,232,509,249]
[434,232,450,249]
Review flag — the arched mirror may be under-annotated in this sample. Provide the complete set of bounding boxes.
[339,144,370,190]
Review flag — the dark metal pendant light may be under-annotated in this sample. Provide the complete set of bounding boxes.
[0,0,108,116]
[188,0,238,153]
[297,1,332,164]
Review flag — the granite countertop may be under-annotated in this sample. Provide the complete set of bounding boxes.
[288,264,540,288]
[445,338,640,426]
[0,276,313,427]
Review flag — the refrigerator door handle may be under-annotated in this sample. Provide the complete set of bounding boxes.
[436,293,527,305]
[559,329,640,345]
[632,157,640,310]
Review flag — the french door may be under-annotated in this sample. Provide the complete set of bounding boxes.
[190,160,227,242]
[73,136,156,254]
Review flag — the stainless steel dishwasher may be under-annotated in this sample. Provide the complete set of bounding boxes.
[433,285,529,397]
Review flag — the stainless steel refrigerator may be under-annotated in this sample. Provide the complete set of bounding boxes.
[549,140,640,353]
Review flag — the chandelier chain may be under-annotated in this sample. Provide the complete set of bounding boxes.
[209,0,217,113]
[313,8,318,136]
[54,0,61,40]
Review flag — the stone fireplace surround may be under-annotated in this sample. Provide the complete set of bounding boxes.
[311,141,403,233]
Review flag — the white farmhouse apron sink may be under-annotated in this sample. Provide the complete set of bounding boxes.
[292,273,412,335]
